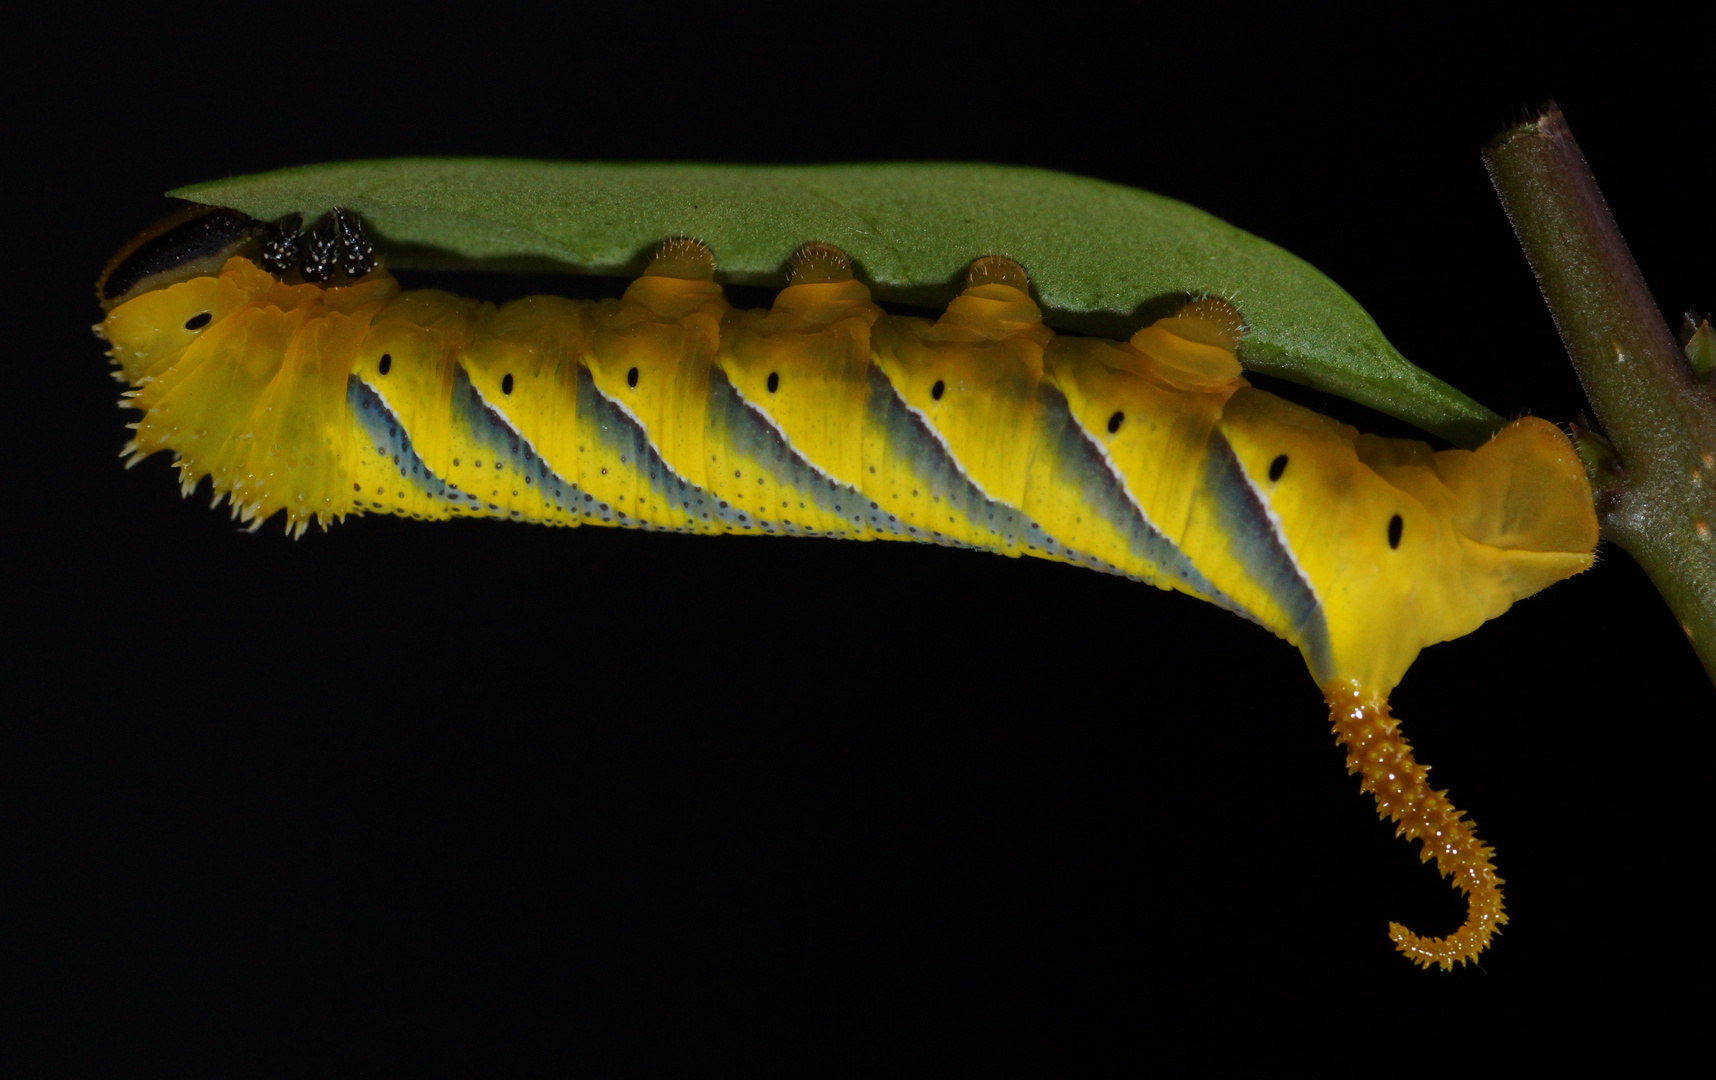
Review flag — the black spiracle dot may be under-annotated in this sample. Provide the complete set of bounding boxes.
[1107,411,1125,434]
[1388,514,1404,549]
[767,372,779,393]
[184,312,211,330]
[931,380,945,401]
[627,366,639,388]
[378,353,392,376]
[501,373,514,395]
[1268,454,1288,482]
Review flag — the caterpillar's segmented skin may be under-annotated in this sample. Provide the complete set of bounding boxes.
[95,206,1600,969]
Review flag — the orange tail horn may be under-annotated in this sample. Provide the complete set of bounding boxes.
[1325,681,1506,969]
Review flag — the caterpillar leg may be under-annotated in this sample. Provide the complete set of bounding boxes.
[1325,681,1505,969]
[786,241,853,285]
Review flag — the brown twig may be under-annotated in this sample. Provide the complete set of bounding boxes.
[1485,104,1716,688]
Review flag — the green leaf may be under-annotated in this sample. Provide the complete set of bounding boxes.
[171,159,1503,447]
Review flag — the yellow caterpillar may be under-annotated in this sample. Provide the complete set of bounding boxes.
[96,206,1599,969]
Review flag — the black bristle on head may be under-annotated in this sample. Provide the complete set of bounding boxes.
[300,213,341,282]
[259,213,304,275]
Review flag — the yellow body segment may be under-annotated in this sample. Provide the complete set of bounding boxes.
[719,279,881,536]
[870,296,1045,528]
[1041,336,1237,599]
[98,243,1599,969]
[452,295,588,523]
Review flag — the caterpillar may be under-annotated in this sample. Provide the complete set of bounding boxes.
[95,204,1599,969]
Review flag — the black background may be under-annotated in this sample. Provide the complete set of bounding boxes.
[7,4,1712,1071]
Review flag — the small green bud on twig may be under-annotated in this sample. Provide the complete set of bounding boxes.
[1682,312,1713,381]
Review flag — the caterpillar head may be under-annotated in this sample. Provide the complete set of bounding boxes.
[97,205,377,311]
[96,205,267,311]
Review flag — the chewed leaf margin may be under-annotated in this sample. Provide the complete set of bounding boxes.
[171,159,1503,448]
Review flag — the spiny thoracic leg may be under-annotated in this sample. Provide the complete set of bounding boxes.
[1325,680,1506,970]
[301,208,373,282]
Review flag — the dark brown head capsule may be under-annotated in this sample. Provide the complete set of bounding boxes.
[95,205,264,310]
[99,205,382,309]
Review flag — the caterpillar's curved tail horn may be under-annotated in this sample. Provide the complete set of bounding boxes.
[1325,681,1506,969]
